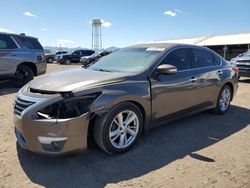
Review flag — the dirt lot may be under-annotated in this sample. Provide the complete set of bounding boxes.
[0,64,250,188]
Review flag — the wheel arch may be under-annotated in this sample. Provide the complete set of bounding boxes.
[87,99,148,147]
[17,62,37,76]
[224,82,234,101]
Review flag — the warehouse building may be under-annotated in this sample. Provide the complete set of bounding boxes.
[157,33,250,60]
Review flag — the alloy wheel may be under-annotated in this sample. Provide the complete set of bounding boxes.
[109,110,139,149]
[219,88,231,112]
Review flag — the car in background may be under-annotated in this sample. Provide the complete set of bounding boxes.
[231,49,250,78]
[80,50,111,66]
[45,50,68,63]
[0,32,46,87]
[54,51,68,62]
[13,43,238,156]
[57,49,94,64]
[80,47,119,67]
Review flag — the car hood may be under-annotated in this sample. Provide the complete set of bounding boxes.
[29,68,131,92]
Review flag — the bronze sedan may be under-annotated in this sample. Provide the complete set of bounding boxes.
[13,43,238,155]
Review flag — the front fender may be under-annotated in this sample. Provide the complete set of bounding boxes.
[90,80,152,131]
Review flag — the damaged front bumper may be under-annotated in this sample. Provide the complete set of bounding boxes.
[13,89,91,156]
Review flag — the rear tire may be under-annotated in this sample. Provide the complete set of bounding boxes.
[213,85,232,114]
[93,102,143,154]
[12,65,34,88]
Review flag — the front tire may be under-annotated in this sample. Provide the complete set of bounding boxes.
[12,65,34,88]
[213,85,232,114]
[93,102,143,154]
[47,57,54,63]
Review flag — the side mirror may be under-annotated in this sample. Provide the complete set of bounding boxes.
[157,64,177,75]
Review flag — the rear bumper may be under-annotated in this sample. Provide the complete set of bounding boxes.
[36,63,47,76]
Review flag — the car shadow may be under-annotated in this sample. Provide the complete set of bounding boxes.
[17,105,250,188]
[0,81,19,96]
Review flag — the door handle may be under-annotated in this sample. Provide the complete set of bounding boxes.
[190,77,197,82]
[217,70,223,75]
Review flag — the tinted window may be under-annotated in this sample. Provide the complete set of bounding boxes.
[213,54,221,65]
[81,50,93,56]
[87,50,94,55]
[193,49,215,68]
[0,34,17,49]
[73,50,80,55]
[56,51,67,55]
[17,36,43,49]
[81,50,88,56]
[162,48,192,71]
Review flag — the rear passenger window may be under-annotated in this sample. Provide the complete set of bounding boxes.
[17,36,43,50]
[86,50,93,55]
[213,55,221,65]
[193,49,215,68]
[162,48,192,71]
[0,34,17,49]
[0,39,7,49]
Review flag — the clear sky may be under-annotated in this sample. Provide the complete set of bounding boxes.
[0,0,249,48]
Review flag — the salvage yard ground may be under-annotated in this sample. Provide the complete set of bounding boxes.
[0,64,250,188]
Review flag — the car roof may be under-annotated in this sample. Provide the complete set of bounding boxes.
[128,42,210,52]
[0,32,38,39]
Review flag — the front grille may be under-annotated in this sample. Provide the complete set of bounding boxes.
[237,64,250,69]
[14,97,35,116]
[237,60,250,63]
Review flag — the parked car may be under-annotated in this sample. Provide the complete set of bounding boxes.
[45,50,68,63]
[80,48,119,67]
[231,49,250,78]
[54,51,68,62]
[80,50,111,65]
[14,43,238,156]
[0,32,46,87]
[57,49,94,64]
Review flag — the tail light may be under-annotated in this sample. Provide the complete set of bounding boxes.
[37,54,45,63]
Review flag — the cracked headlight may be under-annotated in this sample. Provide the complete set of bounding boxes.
[37,93,101,119]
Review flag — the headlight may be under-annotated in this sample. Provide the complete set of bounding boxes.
[37,93,101,119]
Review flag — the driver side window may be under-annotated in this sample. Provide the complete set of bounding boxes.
[161,48,192,71]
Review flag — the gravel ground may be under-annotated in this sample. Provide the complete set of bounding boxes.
[0,64,249,188]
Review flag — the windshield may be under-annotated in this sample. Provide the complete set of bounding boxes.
[89,48,163,73]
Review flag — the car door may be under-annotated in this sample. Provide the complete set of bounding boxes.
[81,50,89,58]
[150,48,199,124]
[0,34,18,79]
[72,50,81,62]
[191,48,222,107]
